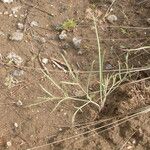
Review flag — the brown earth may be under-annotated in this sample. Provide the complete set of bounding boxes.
[0,0,150,150]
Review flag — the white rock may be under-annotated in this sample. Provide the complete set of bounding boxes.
[6,52,23,65]
[9,14,13,17]
[59,128,62,131]
[11,6,21,14]
[14,14,17,18]
[72,37,82,49]
[3,11,9,15]
[9,31,23,41]
[17,23,24,30]
[42,58,49,64]
[12,69,24,76]
[16,100,23,106]
[107,14,118,23]
[127,145,133,149]
[30,21,39,27]
[14,122,19,128]
[59,30,67,40]
[1,0,13,3]
[6,141,12,147]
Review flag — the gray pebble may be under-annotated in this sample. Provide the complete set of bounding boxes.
[6,52,23,65]
[72,37,82,49]
[12,69,24,77]
[107,14,118,23]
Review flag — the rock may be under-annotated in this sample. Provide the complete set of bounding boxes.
[6,52,23,65]
[72,37,82,49]
[17,23,24,30]
[59,128,63,131]
[14,122,19,128]
[1,0,13,3]
[16,100,23,106]
[6,141,12,147]
[0,53,2,60]
[59,30,67,40]
[9,31,24,41]
[127,145,133,149]
[30,21,39,27]
[11,6,21,15]
[3,11,9,15]
[147,18,150,24]
[33,36,46,43]
[106,14,118,23]
[42,58,49,64]
[105,63,113,70]
[0,31,4,36]
[12,69,24,77]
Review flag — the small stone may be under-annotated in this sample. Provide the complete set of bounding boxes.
[6,141,12,147]
[77,50,83,55]
[30,21,39,27]
[0,31,5,36]
[1,0,13,3]
[0,53,2,60]
[14,122,19,128]
[9,13,13,17]
[59,128,62,131]
[14,14,17,18]
[105,63,113,70]
[59,30,67,40]
[6,52,23,65]
[42,58,49,64]
[40,37,46,43]
[3,11,9,15]
[16,100,23,106]
[132,139,136,144]
[11,6,21,14]
[17,23,24,30]
[63,112,67,116]
[147,18,150,24]
[9,31,23,41]
[107,14,118,23]
[12,69,24,77]
[127,145,133,149]
[72,37,82,49]
[33,36,46,43]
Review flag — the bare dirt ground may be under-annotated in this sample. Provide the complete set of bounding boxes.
[0,0,150,150]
